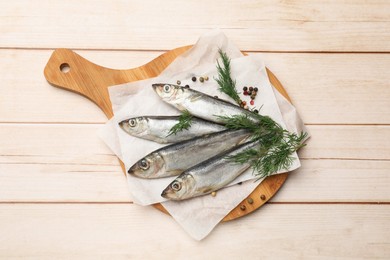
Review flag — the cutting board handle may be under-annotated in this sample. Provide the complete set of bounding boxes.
[43,48,126,117]
[44,46,193,118]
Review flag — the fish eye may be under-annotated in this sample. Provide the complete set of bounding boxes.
[129,119,137,127]
[163,85,171,93]
[171,181,182,191]
[139,159,149,170]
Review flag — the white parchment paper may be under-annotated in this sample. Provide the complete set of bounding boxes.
[99,30,309,240]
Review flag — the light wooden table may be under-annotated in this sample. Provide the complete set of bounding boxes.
[1,1,389,259]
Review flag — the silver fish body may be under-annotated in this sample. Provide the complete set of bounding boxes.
[119,116,225,144]
[161,140,260,200]
[128,129,250,179]
[152,84,258,124]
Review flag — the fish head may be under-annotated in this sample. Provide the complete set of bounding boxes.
[152,84,185,103]
[161,174,196,200]
[119,117,148,136]
[127,152,165,178]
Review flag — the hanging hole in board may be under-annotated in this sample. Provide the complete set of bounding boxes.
[60,63,70,73]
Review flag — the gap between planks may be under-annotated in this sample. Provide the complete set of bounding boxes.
[3,46,390,54]
[0,201,388,205]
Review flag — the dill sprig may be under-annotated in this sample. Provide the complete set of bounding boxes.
[215,49,241,104]
[215,50,307,177]
[218,114,285,147]
[219,113,307,178]
[167,110,193,137]
[227,131,307,179]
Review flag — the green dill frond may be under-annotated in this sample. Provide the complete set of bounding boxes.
[214,51,308,178]
[219,111,308,177]
[217,114,285,147]
[215,49,241,104]
[167,110,193,136]
[228,130,307,179]
[251,142,296,179]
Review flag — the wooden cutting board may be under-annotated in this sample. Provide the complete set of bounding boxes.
[44,46,290,221]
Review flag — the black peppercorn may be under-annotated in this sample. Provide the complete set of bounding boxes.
[184,85,190,88]
[243,86,248,91]
[191,76,196,82]
[254,87,258,92]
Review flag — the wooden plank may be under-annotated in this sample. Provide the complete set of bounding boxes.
[0,124,115,165]
[1,49,390,124]
[300,125,390,160]
[1,124,388,163]
[1,159,389,203]
[0,163,130,202]
[260,53,390,124]
[0,204,388,258]
[1,1,390,51]
[273,159,390,203]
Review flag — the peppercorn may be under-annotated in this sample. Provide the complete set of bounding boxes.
[242,101,247,106]
[199,77,204,83]
[254,87,258,92]
[204,76,209,81]
[244,105,249,110]
[243,91,248,96]
[249,86,253,91]
[250,95,255,100]
[254,109,259,114]
[211,191,217,197]
[260,194,266,200]
[191,76,196,82]
[184,85,190,88]
[177,80,181,85]
[214,96,218,99]
[250,100,254,106]
[243,86,248,91]
[240,205,246,211]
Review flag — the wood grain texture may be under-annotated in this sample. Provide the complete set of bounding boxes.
[1,1,390,51]
[43,46,292,221]
[2,50,390,124]
[0,204,388,259]
[1,0,389,256]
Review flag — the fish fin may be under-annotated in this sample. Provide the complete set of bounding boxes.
[202,187,214,194]
[237,134,251,145]
[166,169,184,177]
[190,93,203,102]
[176,104,187,111]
